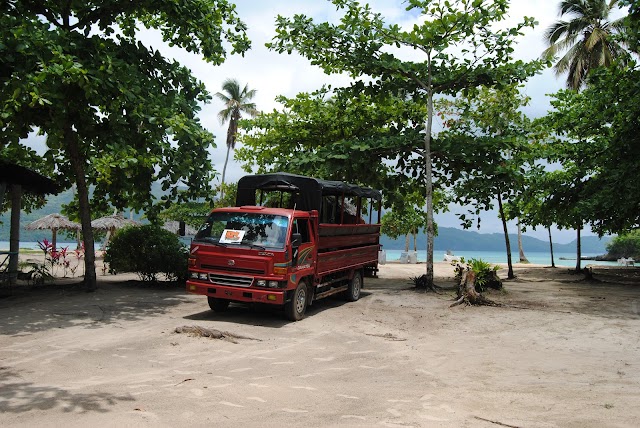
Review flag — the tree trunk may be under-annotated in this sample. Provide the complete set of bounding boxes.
[404,233,409,253]
[65,125,97,291]
[8,184,22,286]
[497,192,514,279]
[220,144,231,201]
[575,226,582,272]
[413,231,417,252]
[423,51,435,288]
[548,226,555,267]
[0,182,5,208]
[517,218,528,263]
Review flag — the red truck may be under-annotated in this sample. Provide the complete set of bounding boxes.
[186,173,382,320]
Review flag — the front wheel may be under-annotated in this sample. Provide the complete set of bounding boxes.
[208,297,230,312]
[285,281,308,321]
[345,271,362,302]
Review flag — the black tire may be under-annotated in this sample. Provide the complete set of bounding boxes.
[345,271,362,302]
[208,297,230,312]
[285,281,308,321]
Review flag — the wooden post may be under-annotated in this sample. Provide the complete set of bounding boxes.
[9,184,22,285]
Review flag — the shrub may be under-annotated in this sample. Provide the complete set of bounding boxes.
[606,230,640,259]
[105,224,188,282]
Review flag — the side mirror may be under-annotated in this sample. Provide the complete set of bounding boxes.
[291,233,302,248]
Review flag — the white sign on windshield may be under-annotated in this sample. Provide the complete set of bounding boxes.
[220,229,245,244]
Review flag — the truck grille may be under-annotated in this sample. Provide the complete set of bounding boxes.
[208,273,254,287]
[201,264,265,275]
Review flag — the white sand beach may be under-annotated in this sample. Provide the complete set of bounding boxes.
[1,260,639,427]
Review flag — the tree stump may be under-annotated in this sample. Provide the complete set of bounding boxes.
[451,269,500,307]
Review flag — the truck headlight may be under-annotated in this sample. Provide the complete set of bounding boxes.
[256,279,267,287]
[189,271,208,280]
[268,281,280,288]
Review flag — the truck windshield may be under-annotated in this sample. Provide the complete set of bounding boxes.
[194,212,289,249]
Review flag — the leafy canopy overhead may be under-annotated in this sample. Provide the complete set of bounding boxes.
[269,0,540,96]
[1,0,250,214]
[237,87,429,201]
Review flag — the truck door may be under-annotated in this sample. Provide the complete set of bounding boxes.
[292,218,314,268]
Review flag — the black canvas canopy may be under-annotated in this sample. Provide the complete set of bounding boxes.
[236,172,381,212]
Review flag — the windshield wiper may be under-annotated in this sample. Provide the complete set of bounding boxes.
[194,237,227,247]
[249,244,266,250]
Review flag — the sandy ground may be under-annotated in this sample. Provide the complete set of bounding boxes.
[1,259,640,427]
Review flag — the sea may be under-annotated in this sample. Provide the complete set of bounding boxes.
[381,249,618,268]
[0,241,103,252]
[2,240,617,268]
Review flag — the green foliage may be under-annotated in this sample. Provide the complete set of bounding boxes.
[436,84,535,227]
[157,182,237,229]
[104,225,188,282]
[159,201,212,230]
[620,0,640,53]
[0,1,250,287]
[536,62,640,236]
[606,230,640,258]
[263,0,543,286]
[381,190,434,251]
[1,1,249,209]
[542,0,630,90]
[238,88,425,198]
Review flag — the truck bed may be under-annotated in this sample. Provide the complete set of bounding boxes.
[316,244,379,277]
[317,224,380,251]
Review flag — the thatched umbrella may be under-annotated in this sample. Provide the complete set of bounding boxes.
[91,214,140,248]
[25,213,81,252]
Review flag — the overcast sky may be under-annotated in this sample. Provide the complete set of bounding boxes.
[26,0,615,244]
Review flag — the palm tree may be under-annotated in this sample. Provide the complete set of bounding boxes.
[214,79,258,194]
[542,0,628,90]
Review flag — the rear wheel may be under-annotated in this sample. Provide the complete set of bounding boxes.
[285,281,308,321]
[345,271,362,302]
[208,297,230,312]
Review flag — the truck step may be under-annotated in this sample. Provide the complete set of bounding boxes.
[314,284,348,301]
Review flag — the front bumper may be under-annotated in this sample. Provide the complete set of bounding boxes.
[186,280,286,305]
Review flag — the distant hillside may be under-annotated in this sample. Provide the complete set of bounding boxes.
[380,227,610,255]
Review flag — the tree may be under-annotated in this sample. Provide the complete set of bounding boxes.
[214,79,258,196]
[542,0,629,89]
[238,88,428,197]
[606,230,640,259]
[513,163,560,268]
[517,220,529,263]
[0,1,250,290]
[268,0,541,289]
[436,84,535,279]
[381,191,429,254]
[534,62,640,254]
